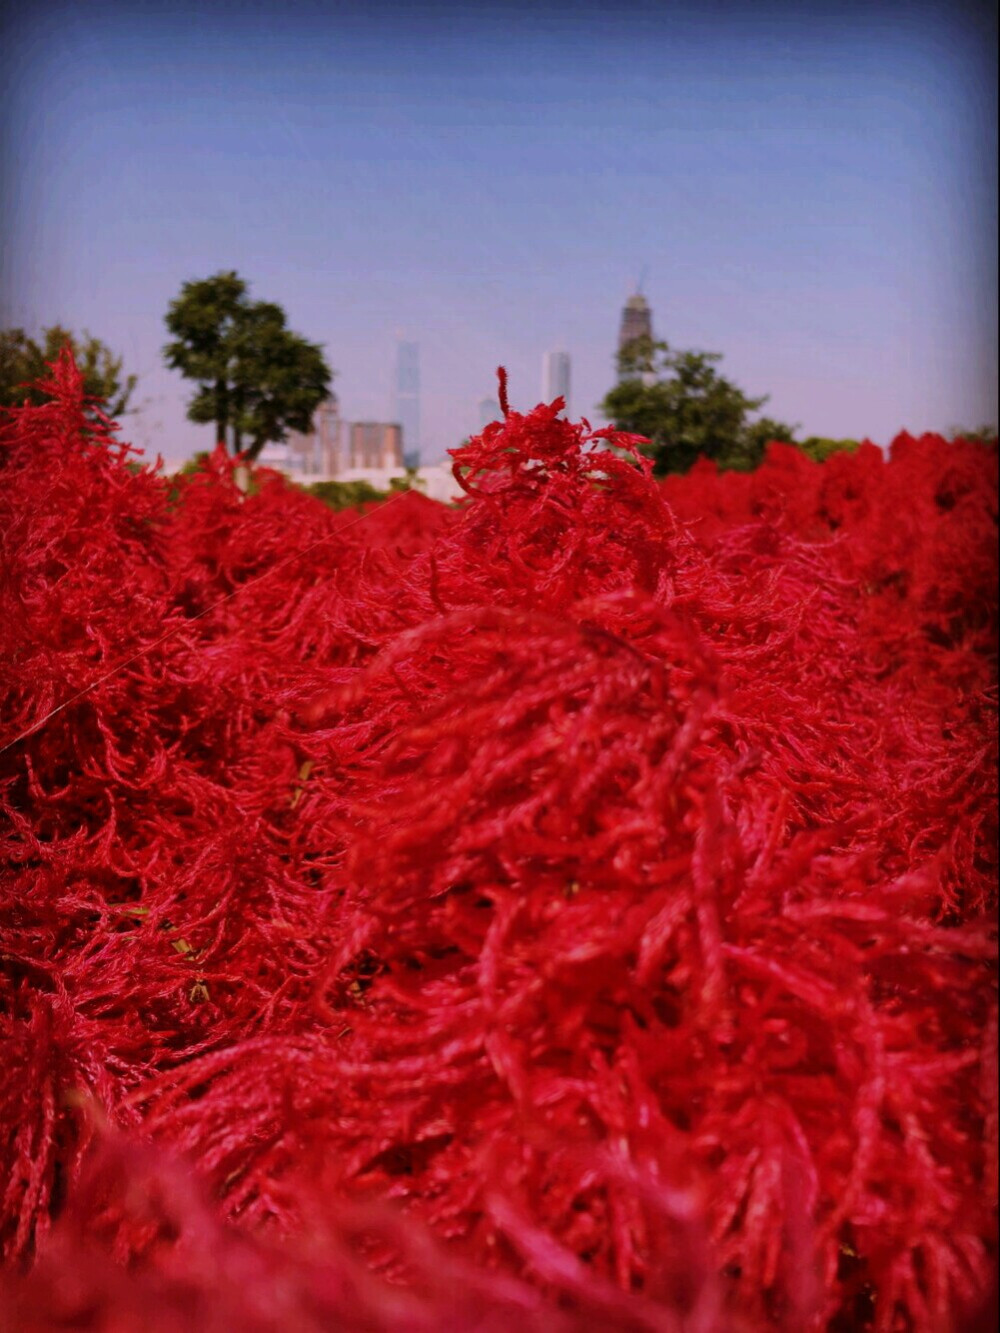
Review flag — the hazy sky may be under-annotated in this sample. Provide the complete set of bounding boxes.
[1,0,996,468]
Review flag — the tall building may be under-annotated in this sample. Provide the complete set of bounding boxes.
[618,290,653,352]
[348,421,403,470]
[283,392,344,477]
[260,395,405,480]
[542,350,571,416]
[394,339,420,465]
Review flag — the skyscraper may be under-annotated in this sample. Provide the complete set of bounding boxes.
[542,350,571,417]
[283,391,343,476]
[394,339,420,466]
[618,290,653,353]
[348,422,403,470]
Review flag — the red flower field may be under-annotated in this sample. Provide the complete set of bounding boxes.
[1,354,996,1331]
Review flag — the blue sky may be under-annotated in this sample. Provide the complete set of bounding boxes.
[1,0,996,468]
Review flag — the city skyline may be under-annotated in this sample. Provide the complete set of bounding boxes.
[1,0,995,471]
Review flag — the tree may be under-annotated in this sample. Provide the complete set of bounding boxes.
[600,335,797,475]
[947,424,998,447]
[1,325,137,416]
[163,271,332,462]
[797,436,860,463]
[742,416,801,461]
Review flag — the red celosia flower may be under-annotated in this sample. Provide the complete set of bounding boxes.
[0,354,996,1332]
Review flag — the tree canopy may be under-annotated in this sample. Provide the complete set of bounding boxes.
[797,436,861,463]
[1,326,137,416]
[948,424,998,447]
[600,335,798,475]
[163,271,332,462]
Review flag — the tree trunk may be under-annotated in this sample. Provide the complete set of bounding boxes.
[232,385,244,456]
[215,379,229,451]
[231,436,265,497]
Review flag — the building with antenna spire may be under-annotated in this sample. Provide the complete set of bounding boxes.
[618,284,653,354]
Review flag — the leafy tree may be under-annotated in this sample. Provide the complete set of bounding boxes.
[163,271,332,462]
[163,271,245,450]
[600,335,796,474]
[740,416,801,464]
[797,436,860,463]
[1,325,137,416]
[948,424,998,447]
